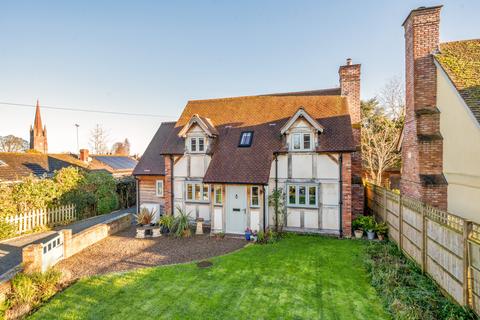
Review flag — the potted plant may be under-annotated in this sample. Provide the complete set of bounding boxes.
[172,206,192,238]
[134,207,157,238]
[363,216,377,240]
[159,214,174,235]
[245,227,252,241]
[251,230,258,242]
[376,222,388,241]
[352,217,364,239]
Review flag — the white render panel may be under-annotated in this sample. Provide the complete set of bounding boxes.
[316,155,339,179]
[270,156,288,179]
[213,207,223,232]
[199,205,210,221]
[175,157,188,177]
[322,206,339,230]
[174,181,183,199]
[287,210,301,227]
[185,204,196,219]
[304,209,319,229]
[250,209,260,232]
[190,155,207,177]
[322,183,339,205]
[291,154,313,178]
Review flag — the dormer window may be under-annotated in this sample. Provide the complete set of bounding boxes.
[239,131,253,147]
[292,133,312,151]
[190,137,205,153]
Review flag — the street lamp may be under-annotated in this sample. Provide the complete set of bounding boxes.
[75,124,80,153]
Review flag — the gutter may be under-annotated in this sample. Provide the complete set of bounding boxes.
[339,153,343,238]
[274,152,279,231]
[262,185,267,232]
[135,177,140,214]
[170,155,174,215]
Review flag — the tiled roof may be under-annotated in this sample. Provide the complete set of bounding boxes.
[0,153,87,182]
[160,94,354,184]
[435,39,480,124]
[133,122,173,176]
[89,155,138,174]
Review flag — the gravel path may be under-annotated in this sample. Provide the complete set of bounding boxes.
[55,226,246,280]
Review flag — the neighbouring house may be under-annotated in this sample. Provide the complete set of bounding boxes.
[78,149,139,178]
[400,6,480,222]
[134,59,363,236]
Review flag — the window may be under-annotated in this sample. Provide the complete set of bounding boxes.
[291,133,312,151]
[214,186,222,205]
[156,180,164,197]
[186,182,209,202]
[251,186,260,207]
[287,184,318,207]
[190,137,205,152]
[239,131,253,147]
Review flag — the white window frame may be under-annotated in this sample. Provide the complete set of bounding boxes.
[287,184,318,208]
[185,182,210,202]
[189,137,205,153]
[214,185,222,205]
[155,180,164,197]
[291,132,313,151]
[250,186,260,207]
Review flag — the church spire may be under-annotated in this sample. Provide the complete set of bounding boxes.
[34,99,43,132]
[29,99,48,153]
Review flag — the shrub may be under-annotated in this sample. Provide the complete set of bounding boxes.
[0,220,16,240]
[159,214,174,230]
[375,222,388,236]
[364,241,476,320]
[172,207,191,238]
[256,228,281,244]
[9,273,37,307]
[354,215,377,232]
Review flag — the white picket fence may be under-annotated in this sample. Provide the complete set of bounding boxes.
[3,204,77,234]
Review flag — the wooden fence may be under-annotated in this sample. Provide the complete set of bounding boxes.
[365,182,480,314]
[3,204,77,235]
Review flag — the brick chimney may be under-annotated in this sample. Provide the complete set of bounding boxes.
[339,59,363,218]
[79,149,89,162]
[400,6,447,210]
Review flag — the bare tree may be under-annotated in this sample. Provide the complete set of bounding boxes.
[112,138,131,155]
[89,124,109,154]
[0,135,29,152]
[378,76,405,119]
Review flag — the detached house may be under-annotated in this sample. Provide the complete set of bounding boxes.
[134,60,363,236]
[400,6,480,222]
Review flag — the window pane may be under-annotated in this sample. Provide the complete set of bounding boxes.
[289,185,296,204]
[215,186,222,204]
[191,138,197,152]
[198,138,205,151]
[251,187,259,206]
[309,186,316,205]
[187,184,193,200]
[303,134,311,150]
[203,184,209,200]
[299,186,306,205]
[195,184,201,200]
[293,134,301,150]
[156,181,163,196]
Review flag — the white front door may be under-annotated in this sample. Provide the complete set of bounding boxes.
[226,185,247,234]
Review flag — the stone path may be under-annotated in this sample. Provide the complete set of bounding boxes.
[0,207,135,277]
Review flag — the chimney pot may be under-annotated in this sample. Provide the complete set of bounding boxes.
[346,58,352,65]
[79,149,89,162]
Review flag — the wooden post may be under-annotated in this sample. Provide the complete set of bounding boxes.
[422,204,427,274]
[464,220,472,306]
[398,194,403,252]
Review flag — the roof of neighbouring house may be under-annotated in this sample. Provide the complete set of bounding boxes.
[0,153,88,183]
[159,93,355,184]
[435,39,480,124]
[89,155,138,175]
[133,122,174,176]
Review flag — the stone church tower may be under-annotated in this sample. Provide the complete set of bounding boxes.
[29,100,48,153]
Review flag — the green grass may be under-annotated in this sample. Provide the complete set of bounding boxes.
[30,235,389,320]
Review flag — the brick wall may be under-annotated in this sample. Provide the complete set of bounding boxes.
[164,156,173,215]
[400,6,447,210]
[339,60,363,217]
[341,153,352,237]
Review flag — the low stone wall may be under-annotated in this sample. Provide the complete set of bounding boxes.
[62,212,131,258]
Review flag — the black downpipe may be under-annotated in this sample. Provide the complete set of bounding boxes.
[339,153,343,238]
[170,155,174,215]
[135,177,140,213]
[274,153,279,231]
[262,185,266,232]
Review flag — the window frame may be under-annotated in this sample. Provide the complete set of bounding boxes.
[286,184,318,208]
[250,186,260,207]
[189,137,206,153]
[155,180,164,197]
[291,132,313,151]
[185,182,210,202]
[214,185,222,205]
[238,131,254,147]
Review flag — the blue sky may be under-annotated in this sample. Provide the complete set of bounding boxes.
[1,0,479,154]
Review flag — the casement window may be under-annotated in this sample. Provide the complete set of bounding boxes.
[186,182,209,202]
[239,131,253,147]
[190,137,205,153]
[291,133,312,151]
[287,184,318,207]
[155,180,164,197]
[250,186,260,207]
[214,185,222,205]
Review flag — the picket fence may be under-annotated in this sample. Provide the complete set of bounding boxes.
[365,182,480,315]
[3,204,77,234]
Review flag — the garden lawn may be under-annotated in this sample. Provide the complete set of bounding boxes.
[30,235,389,320]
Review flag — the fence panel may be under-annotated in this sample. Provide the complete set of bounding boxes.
[3,204,77,235]
[365,182,476,313]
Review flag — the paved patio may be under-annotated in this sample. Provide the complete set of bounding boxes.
[55,226,246,280]
[0,207,135,277]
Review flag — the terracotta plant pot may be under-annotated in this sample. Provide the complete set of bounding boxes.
[378,234,385,241]
[354,230,363,239]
